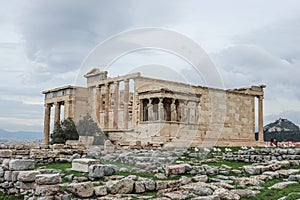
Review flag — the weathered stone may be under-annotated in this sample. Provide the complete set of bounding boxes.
[71,158,98,172]
[262,171,279,179]
[165,164,192,176]
[0,150,12,158]
[180,176,192,185]
[15,181,36,190]
[163,191,191,200]
[213,188,240,200]
[1,159,10,170]
[9,159,35,171]
[191,195,221,200]
[193,187,213,196]
[30,149,59,159]
[35,184,59,196]
[192,175,209,183]
[268,181,298,189]
[94,185,107,196]
[138,177,156,191]
[156,180,168,190]
[231,189,259,197]
[88,164,117,178]
[106,178,134,194]
[87,146,102,159]
[66,182,94,198]
[243,165,261,175]
[35,174,61,185]
[134,181,146,193]
[0,168,3,177]
[4,171,11,181]
[276,169,300,178]
[18,171,41,182]
[288,174,300,182]
[104,140,115,153]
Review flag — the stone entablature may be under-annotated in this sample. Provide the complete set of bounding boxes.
[42,68,266,147]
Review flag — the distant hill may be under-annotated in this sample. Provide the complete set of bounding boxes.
[263,118,300,142]
[0,129,43,140]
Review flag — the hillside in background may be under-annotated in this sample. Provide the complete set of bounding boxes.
[263,118,300,142]
[0,129,43,141]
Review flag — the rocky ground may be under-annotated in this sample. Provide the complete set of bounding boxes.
[1,146,300,199]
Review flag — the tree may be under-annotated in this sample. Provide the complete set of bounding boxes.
[50,117,79,144]
[76,114,102,136]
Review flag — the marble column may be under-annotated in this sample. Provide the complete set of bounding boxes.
[54,102,61,128]
[43,104,51,145]
[64,100,72,119]
[158,97,164,121]
[258,95,264,142]
[148,99,153,121]
[113,81,119,129]
[104,83,110,129]
[171,99,177,121]
[95,86,101,123]
[123,79,129,129]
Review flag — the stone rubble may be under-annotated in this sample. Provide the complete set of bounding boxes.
[0,145,299,199]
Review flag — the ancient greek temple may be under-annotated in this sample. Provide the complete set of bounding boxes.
[42,69,266,147]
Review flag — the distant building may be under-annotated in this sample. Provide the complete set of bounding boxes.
[42,68,266,147]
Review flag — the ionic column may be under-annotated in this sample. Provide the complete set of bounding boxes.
[104,83,110,129]
[43,104,51,145]
[123,79,129,129]
[113,81,119,129]
[95,86,101,123]
[258,95,264,142]
[54,102,61,128]
[158,97,164,121]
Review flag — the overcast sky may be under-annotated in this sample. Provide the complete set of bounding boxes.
[0,0,300,133]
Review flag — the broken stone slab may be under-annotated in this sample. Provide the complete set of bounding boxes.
[268,181,298,189]
[230,189,259,198]
[165,163,192,176]
[106,178,134,194]
[35,174,61,185]
[66,182,94,198]
[0,150,12,158]
[35,184,59,196]
[213,188,240,200]
[9,159,35,171]
[71,158,99,172]
[88,164,117,178]
[17,170,41,182]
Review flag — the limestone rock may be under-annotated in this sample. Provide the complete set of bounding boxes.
[66,182,94,198]
[243,165,262,175]
[35,184,59,196]
[18,171,41,182]
[71,158,98,172]
[191,195,220,200]
[213,188,240,200]
[156,180,168,190]
[0,150,12,158]
[231,189,259,198]
[288,174,300,182]
[193,187,213,196]
[9,159,35,171]
[88,164,117,178]
[104,140,115,153]
[138,177,156,191]
[134,181,146,193]
[165,164,192,176]
[192,175,209,183]
[268,181,298,189]
[35,174,61,185]
[94,185,107,196]
[106,178,134,194]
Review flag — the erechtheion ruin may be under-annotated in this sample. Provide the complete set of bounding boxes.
[42,69,266,147]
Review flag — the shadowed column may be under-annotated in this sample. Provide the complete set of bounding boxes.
[123,79,129,129]
[43,104,51,145]
[113,81,119,129]
[258,95,264,142]
[104,83,110,129]
[54,102,61,128]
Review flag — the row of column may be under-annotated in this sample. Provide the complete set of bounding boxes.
[44,100,73,145]
[95,79,130,130]
[142,98,200,124]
